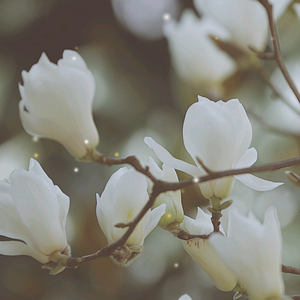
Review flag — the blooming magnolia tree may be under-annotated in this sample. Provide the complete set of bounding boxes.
[1,0,300,299]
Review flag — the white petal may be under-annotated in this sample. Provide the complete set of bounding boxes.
[210,208,284,300]
[178,294,192,300]
[223,99,252,167]
[28,158,53,186]
[19,102,98,158]
[235,147,257,168]
[194,0,268,51]
[235,173,283,191]
[294,3,300,19]
[96,193,115,244]
[144,204,166,237]
[0,241,49,264]
[183,99,237,171]
[10,169,67,255]
[0,181,30,242]
[270,0,294,19]
[144,137,203,177]
[164,9,236,87]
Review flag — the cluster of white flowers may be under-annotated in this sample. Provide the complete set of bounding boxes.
[0,4,299,295]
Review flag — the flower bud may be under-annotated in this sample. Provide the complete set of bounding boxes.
[19,50,99,160]
[147,157,184,230]
[182,207,238,291]
[96,167,166,266]
[0,159,70,273]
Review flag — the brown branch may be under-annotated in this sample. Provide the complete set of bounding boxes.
[253,0,300,103]
[290,295,300,300]
[282,264,300,275]
[177,230,210,240]
[196,156,213,174]
[248,45,275,60]
[64,153,300,268]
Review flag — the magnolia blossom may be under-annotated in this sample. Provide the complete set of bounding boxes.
[111,0,180,40]
[145,96,282,200]
[96,167,165,265]
[210,208,285,300]
[164,9,236,93]
[295,3,300,19]
[19,50,99,160]
[0,159,70,273]
[194,0,292,52]
[146,157,184,230]
[182,208,238,291]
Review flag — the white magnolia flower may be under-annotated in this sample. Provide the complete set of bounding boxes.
[0,159,70,273]
[96,167,166,265]
[261,58,300,136]
[145,96,282,200]
[111,0,180,40]
[294,3,300,19]
[147,157,184,230]
[178,294,192,300]
[182,208,238,291]
[194,0,292,52]
[19,50,99,160]
[210,207,285,300]
[164,9,236,93]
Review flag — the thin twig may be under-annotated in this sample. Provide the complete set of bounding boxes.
[64,153,300,268]
[196,156,213,174]
[253,0,300,103]
[248,45,275,60]
[177,230,210,240]
[282,264,300,275]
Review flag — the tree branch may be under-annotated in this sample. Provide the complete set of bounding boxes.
[64,152,300,268]
[282,264,300,275]
[251,0,300,103]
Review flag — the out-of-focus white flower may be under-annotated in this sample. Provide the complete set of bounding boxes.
[210,207,285,300]
[19,50,99,160]
[147,157,184,230]
[262,58,300,136]
[178,294,192,300]
[111,0,180,40]
[294,3,300,19]
[96,167,166,265]
[164,9,236,94]
[194,0,292,52]
[145,96,282,200]
[194,0,267,51]
[0,159,70,274]
[182,208,238,291]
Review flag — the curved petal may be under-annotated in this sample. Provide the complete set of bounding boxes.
[144,137,203,177]
[235,173,283,191]
[144,204,166,237]
[29,158,54,186]
[96,193,115,244]
[10,169,67,255]
[0,241,49,264]
[19,102,98,158]
[235,147,257,168]
[194,0,268,51]
[0,181,30,242]
[223,99,252,167]
[183,99,237,171]
[294,3,300,19]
